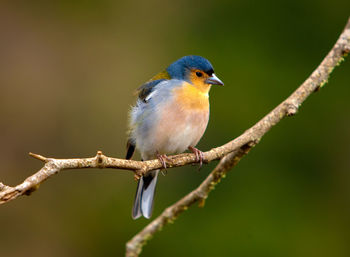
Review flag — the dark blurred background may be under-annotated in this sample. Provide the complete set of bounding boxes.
[1,1,350,257]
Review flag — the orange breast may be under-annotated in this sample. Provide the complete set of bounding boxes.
[173,82,210,111]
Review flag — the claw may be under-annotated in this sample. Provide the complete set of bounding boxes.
[188,146,204,170]
[156,153,172,171]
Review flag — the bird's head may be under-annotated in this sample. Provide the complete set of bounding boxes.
[166,55,223,91]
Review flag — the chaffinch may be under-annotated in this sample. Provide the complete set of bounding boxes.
[126,55,223,219]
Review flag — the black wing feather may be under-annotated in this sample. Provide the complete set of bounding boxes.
[126,139,135,160]
[136,79,166,102]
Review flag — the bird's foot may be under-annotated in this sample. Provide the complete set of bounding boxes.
[156,153,172,171]
[188,146,204,170]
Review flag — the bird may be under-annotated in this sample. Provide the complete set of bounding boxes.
[126,55,223,219]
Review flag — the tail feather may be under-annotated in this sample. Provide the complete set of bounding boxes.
[132,170,159,219]
[132,177,143,219]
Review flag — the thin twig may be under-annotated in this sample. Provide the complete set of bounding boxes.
[28,152,48,162]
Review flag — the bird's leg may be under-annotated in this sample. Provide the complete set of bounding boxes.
[188,146,204,170]
[156,152,172,172]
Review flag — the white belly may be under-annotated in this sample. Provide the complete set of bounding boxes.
[163,110,209,154]
[136,101,209,160]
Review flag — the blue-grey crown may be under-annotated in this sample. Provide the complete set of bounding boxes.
[166,55,214,81]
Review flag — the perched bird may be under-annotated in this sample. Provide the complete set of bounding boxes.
[126,55,223,219]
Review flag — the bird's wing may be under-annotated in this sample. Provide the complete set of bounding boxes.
[125,138,135,160]
[136,79,166,102]
[126,72,175,159]
[136,70,171,102]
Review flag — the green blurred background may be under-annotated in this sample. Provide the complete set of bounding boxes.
[1,1,350,256]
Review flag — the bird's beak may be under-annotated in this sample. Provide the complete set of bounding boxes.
[205,73,224,85]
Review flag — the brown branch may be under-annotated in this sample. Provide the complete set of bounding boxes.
[0,141,262,204]
[125,18,350,257]
[0,141,258,204]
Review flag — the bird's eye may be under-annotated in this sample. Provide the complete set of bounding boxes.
[196,71,203,77]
